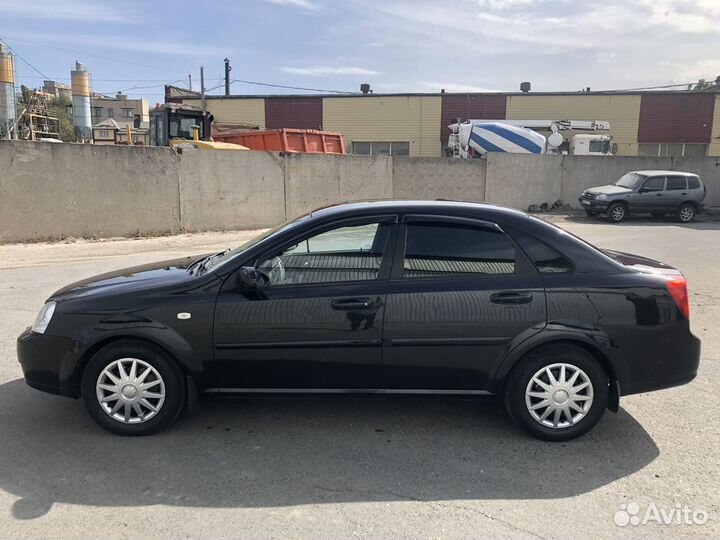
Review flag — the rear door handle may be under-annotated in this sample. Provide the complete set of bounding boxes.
[331,297,373,310]
[490,291,533,305]
[656,193,663,196]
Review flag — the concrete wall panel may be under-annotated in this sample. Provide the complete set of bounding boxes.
[179,150,286,231]
[284,153,392,217]
[0,142,180,242]
[485,153,563,210]
[392,156,486,201]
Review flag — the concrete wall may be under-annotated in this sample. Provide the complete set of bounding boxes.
[284,153,393,217]
[485,153,563,209]
[392,156,486,201]
[0,142,180,242]
[178,150,286,231]
[1,140,719,243]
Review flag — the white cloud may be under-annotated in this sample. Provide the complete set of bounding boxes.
[10,32,229,58]
[0,0,134,23]
[281,66,380,76]
[417,81,500,93]
[264,0,318,10]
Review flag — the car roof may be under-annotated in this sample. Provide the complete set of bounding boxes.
[309,199,529,220]
[631,170,699,177]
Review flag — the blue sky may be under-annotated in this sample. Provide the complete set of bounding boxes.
[1,0,718,103]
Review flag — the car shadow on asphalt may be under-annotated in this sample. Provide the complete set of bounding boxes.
[0,379,659,520]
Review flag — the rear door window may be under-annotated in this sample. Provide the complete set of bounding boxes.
[402,222,517,278]
[666,176,687,191]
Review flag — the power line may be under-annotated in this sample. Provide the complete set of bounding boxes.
[0,37,50,80]
[232,79,355,94]
[0,35,189,75]
[594,81,707,92]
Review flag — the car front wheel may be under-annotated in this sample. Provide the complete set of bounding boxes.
[606,202,626,223]
[504,344,608,441]
[81,340,186,436]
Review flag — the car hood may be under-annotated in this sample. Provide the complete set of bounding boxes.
[586,184,633,196]
[48,255,202,301]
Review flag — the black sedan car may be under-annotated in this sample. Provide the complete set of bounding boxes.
[18,201,700,440]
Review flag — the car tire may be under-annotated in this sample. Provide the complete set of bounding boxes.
[584,209,598,217]
[504,344,608,442]
[81,340,186,436]
[606,202,626,223]
[676,203,696,223]
[651,212,666,218]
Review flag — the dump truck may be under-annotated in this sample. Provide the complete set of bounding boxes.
[213,128,345,154]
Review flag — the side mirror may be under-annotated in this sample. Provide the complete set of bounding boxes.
[237,266,259,288]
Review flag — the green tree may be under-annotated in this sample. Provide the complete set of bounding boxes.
[49,97,75,142]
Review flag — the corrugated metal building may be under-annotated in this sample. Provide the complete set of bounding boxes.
[173,89,720,157]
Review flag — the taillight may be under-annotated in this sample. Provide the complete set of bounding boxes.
[666,275,690,319]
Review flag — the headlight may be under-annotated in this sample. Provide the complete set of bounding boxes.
[32,301,56,334]
[596,194,608,201]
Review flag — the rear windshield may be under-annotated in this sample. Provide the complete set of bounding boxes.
[615,173,645,189]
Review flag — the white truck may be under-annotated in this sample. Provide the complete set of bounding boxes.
[447,119,613,158]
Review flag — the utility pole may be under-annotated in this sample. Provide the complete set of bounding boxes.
[224,58,231,96]
[188,73,192,91]
[200,66,205,116]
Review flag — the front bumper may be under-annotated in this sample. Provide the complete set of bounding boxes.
[17,328,81,398]
[578,196,609,211]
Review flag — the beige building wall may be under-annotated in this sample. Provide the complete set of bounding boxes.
[506,94,642,156]
[183,98,265,128]
[91,96,148,125]
[709,96,720,156]
[323,96,442,157]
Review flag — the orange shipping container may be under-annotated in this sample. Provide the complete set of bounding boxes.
[214,128,345,154]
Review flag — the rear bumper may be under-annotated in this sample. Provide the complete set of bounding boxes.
[17,328,80,398]
[619,332,700,396]
[578,196,609,211]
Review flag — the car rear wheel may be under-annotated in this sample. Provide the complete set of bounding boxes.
[676,203,696,223]
[504,344,609,441]
[81,340,185,436]
[606,202,626,223]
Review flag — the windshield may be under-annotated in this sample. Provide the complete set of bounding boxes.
[615,172,645,189]
[202,213,312,272]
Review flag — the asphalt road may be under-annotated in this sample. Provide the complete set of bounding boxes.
[0,217,718,539]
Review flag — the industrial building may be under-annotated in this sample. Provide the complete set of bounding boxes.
[167,87,720,157]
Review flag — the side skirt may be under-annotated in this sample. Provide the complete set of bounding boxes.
[202,388,495,396]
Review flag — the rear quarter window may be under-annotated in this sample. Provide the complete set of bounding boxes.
[688,176,701,189]
[509,228,573,273]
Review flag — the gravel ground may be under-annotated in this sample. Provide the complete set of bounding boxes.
[0,216,718,539]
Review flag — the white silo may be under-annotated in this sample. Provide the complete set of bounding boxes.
[71,61,92,142]
[0,44,16,139]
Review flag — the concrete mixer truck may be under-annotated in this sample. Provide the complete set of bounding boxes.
[447,119,613,158]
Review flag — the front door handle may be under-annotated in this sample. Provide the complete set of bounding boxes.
[656,193,663,196]
[331,297,374,310]
[490,291,533,305]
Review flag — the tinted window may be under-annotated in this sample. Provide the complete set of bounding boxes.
[666,176,687,191]
[688,176,701,189]
[257,222,390,286]
[403,223,516,278]
[511,229,572,273]
[642,177,665,191]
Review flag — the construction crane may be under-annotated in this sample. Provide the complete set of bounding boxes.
[447,119,613,158]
